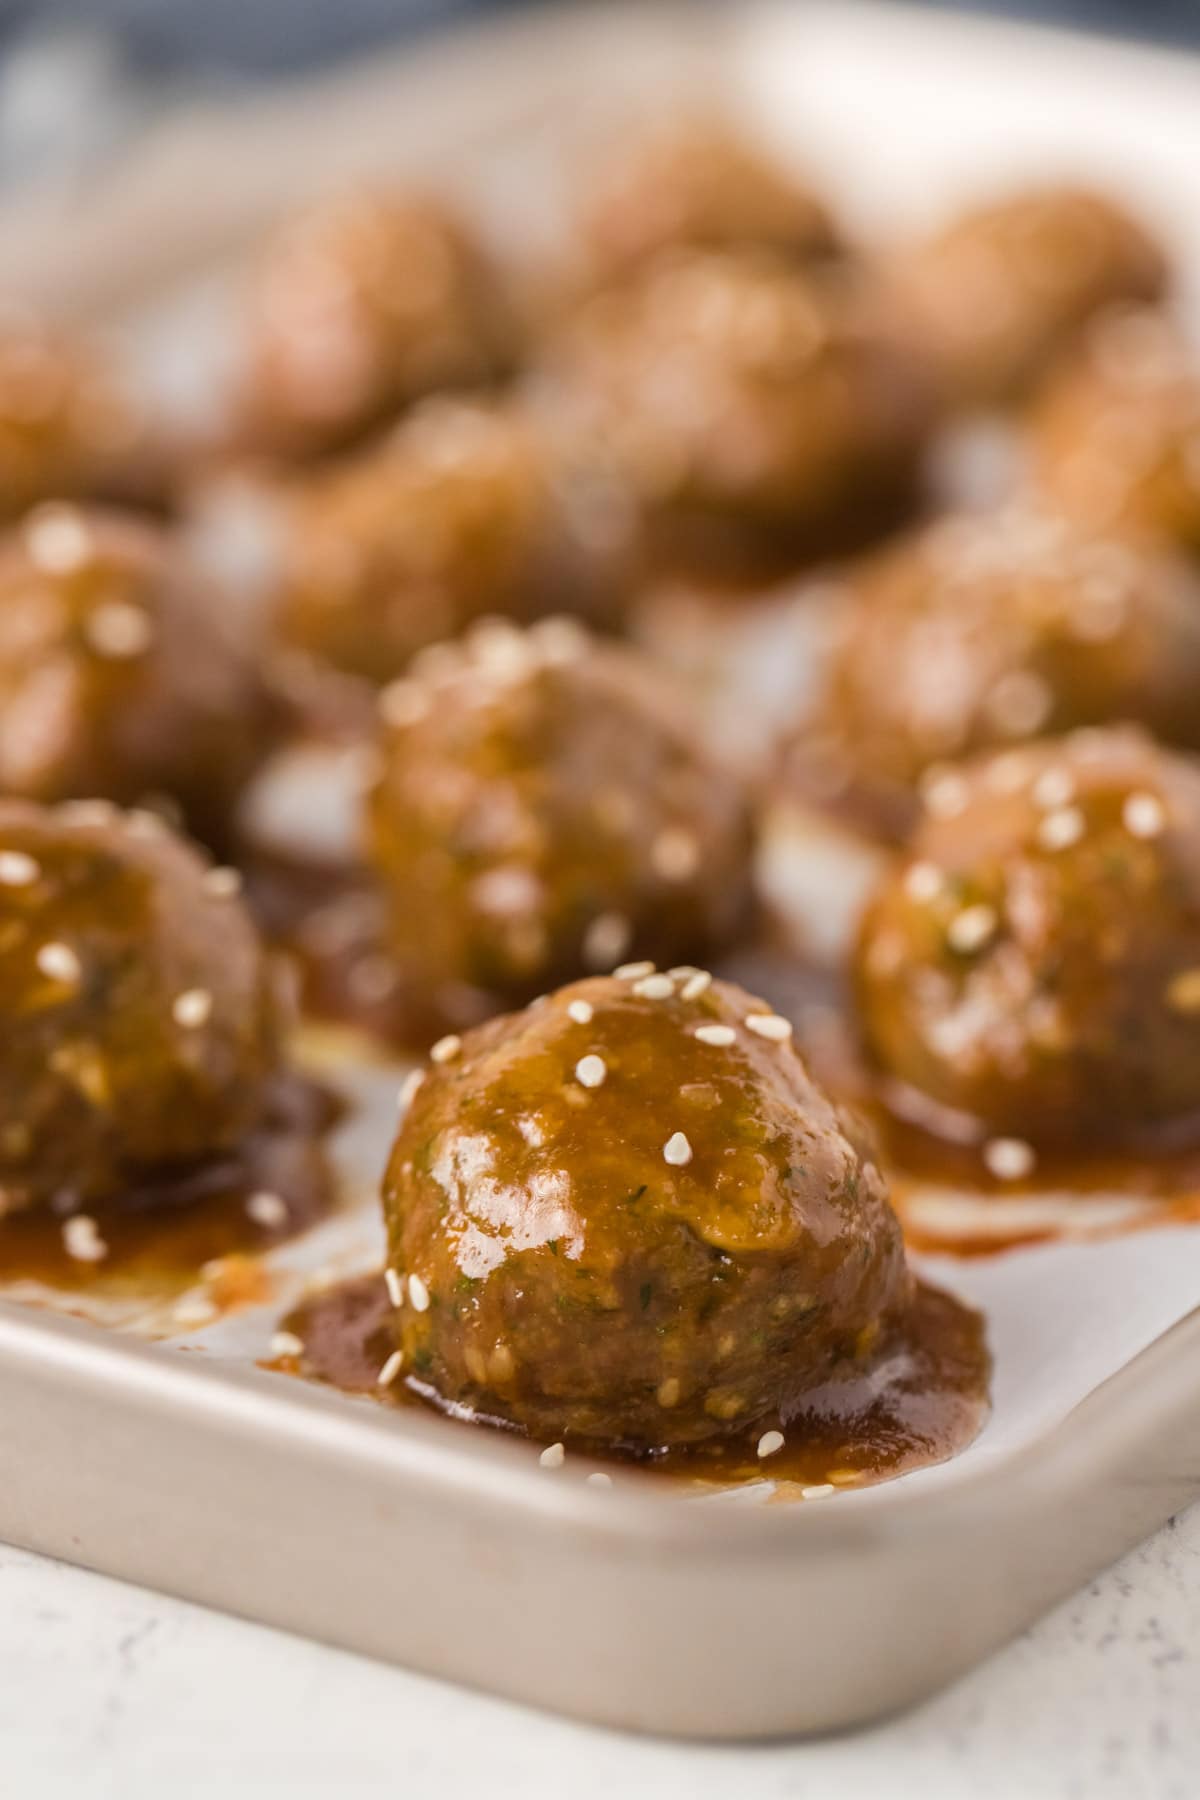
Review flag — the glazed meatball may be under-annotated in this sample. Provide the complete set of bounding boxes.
[855,729,1200,1147]
[789,507,1200,841]
[1032,308,1200,555]
[236,190,514,460]
[889,187,1167,410]
[366,619,754,1008]
[0,505,274,840]
[273,396,637,682]
[0,799,281,1213]
[579,112,839,280]
[383,971,909,1449]
[530,249,933,566]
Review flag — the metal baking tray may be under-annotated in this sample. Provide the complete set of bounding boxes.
[2,0,1200,1740]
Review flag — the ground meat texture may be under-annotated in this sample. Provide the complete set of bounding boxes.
[1031,308,1200,556]
[236,190,515,461]
[0,505,274,841]
[0,800,281,1214]
[888,187,1167,410]
[383,971,909,1449]
[855,729,1200,1148]
[529,249,933,565]
[788,508,1200,842]
[273,397,637,682]
[578,112,840,280]
[366,619,754,1004]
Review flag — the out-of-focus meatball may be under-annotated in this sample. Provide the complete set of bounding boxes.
[530,249,934,567]
[0,504,274,840]
[788,507,1200,841]
[855,729,1200,1148]
[235,190,514,461]
[1032,308,1200,555]
[579,112,840,280]
[366,619,754,1009]
[0,799,281,1213]
[383,971,908,1449]
[273,396,637,682]
[889,188,1167,410]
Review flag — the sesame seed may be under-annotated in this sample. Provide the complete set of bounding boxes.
[614,961,655,980]
[904,860,942,903]
[377,1350,405,1387]
[1124,792,1166,839]
[270,1330,304,1359]
[582,911,631,969]
[656,1376,681,1408]
[585,1471,613,1488]
[203,866,243,899]
[246,1191,288,1229]
[539,1442,566,1469]
[651,827,700,882]
[680,971,712,1001]
[62,1214,107,1263]
[922,770,969,819]
[567,999,594,1024]
[1166,969,1200,1014]
[408,1273,430,1312]
[756,1430,785,1459]
[983,1137,1037,1181]
[801,1483,835,1500]
[36,942,80,985]
[986,668,1052,737]
[173,989,214,1032]
[1032,767,1076,811]
[25,504,92,573]
[57,799,118,829]
[694,1024,736,1046]
[385,1267,405,1307]
[530,616,589,665]
[575,1054,607,1089]
[663,1131,693,1166]
[632,973,675,999]
[430,1034,462,1064]
[1036,806,1085,852]
[172,1293,217,1329]
[745,1013,792,1042]
[398,1069,425,1111]
[946,905,998,954]
[0,851,38,886]
[85,601,154,659]
[378,679,430,728]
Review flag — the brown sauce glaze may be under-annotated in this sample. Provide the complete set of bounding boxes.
[274,1270,988,1495]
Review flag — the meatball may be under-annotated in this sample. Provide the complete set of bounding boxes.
[1031,308,1200,555]
[366,619,754,1008]
[0,799,281,1213]
[888,186,1167,410]
[383,971,909,1449]
[236,190,514,460]
[579,112,839,280]
[530,249,933,566]
[0,504,274,840]
[273,396,637,682]
[789,507,1200,841]
[855,729,1200,1148]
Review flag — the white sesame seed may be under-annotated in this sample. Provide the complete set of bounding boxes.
[922,770,969,819]
[0,851,38,887]
[1036,806,1085,852]
[1032,767,1076,811]
[1124,792,1166,839]
[36,942,80,985]
[408,1273,430,1312]
[801,1483,836,1500]
[172,1293,217,1329]
[585,1471,613,1488]
[680,970,712,1001]
[398,1069,425,1111]
[582,911,631,969]
[203,866,243,899]
[378,678,430,728]
[246,1191,288,1229]
[377,1350,405,1387]
[430,1034,462,1064]
[25,504,92,573]
[539,1442,566,1469]
[745,1013,792,1042]
[651,826,700,882]
[567,999,594,1024]
[694,1023,736,1046]
[62,1214,107,1263]
[614,961,655,980]
[903,860,942,903]
[172,988,213,1029]
[385,1267,405,1308]
[946,905,998,954]
[84,600,154,660]
[757,1430,785,1459]
[56,799,118,829]
[986,668,1052,737]
[575,1054,607,1089]
[270,1330,304,1359]
[530,616,589,665]
[663,1131,693,1167]
[632,973,675,999]
[983,1137,1037,1181]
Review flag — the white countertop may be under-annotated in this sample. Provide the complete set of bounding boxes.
[4,1500,1196,1800]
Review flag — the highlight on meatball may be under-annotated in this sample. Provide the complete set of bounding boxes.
[0,798,282,1214]
[272,395,637,683]
[0,504,275,841]
[888,185,1168,410]
[1031,307,1200,555]
[578,111,840,281]
[365,618,754,1012]
[855,728,1200,1150]
[786,506,1200,841]
[382,970,910,1450]
[236,189,515,460]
